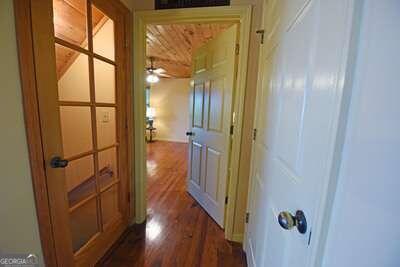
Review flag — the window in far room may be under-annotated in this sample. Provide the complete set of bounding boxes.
[145,86,151,108]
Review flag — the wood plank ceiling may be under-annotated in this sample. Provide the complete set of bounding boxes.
[146,23,234,78]
[53,0,107,79]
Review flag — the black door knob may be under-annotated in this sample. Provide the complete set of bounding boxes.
[278,210,307,234]
[186,131,194,136]
[50,156,69,168]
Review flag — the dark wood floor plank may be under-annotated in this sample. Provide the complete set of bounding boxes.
[100,141,247,267]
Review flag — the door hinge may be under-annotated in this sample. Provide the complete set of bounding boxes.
[245,212,250,223]
[308,228,312,246]
[127,192,131,203]
[253,128,257,141]
[225,196,229,205]
[235,44,240,55]
[256,29,265,44]
[230,125,234,135]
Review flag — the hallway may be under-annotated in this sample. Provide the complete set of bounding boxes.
[101,141,246,266]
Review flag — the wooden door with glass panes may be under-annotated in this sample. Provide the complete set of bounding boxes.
[29,0,130,265]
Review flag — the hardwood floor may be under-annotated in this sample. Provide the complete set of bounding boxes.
[100,141,247,267]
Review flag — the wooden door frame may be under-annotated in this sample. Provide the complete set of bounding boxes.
[133,5,252,241]
[13,0,133,266]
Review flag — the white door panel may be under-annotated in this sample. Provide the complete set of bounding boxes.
[187,25,238,227]
[204,147,221,202]
[190,141,203,187]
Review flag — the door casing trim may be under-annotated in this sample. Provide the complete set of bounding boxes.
[13,0,133,266]
[133,5,252,241]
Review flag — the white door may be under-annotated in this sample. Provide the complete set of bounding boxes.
[245,0,357,266]
[187,25,238,227]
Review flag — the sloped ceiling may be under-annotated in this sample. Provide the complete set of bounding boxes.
[53,0,107,78]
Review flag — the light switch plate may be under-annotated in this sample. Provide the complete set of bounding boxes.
[102,111,110,123]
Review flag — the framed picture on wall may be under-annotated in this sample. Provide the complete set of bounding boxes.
[155,0,230,10]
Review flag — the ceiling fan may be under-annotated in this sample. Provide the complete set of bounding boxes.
[146,57,170,82]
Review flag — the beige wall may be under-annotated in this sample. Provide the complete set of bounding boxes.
[149,78,190,143]
[0,0,44,263]
[132,0,263,240]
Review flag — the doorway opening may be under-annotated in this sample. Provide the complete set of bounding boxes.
[145,19,235,239]
[133,7,252,244]
[144,21,235,223]
[101,15,251,264]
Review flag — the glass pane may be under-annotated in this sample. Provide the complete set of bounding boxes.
[92,5,115,61]
[98,147,118,189]
[94,59,115,103]
[55,44,90,102]
[101,184,120,226]
[53,0,88,48]
[69,197,99,252]
[145,87,151,106]
[96,107,116,149]
[66,155,95,207]
[60,106,93,158]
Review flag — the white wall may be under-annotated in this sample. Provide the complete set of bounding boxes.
[322,1,400,266]
[0,0,44,263]
[149,78,190,143]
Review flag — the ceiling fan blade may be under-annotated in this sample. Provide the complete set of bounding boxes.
[158,73,172,78]
[153,68,166,74]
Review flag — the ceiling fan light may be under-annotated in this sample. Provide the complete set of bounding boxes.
[146,73,160,83]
